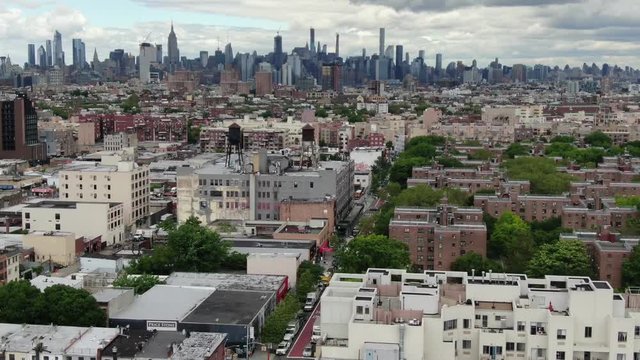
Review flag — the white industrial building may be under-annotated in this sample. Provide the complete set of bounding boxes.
[319,268,640,360]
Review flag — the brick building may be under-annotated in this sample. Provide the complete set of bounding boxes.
[388,205,486,271]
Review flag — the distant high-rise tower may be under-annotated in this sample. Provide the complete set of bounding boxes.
[435,53,443,74]
[200,51,209,68]
[45,40,52,67]
[167,22,180,73]
[310,28,316,54]
[224,43,233,67]
[155,44,163,64]
[72,38,86,69]
[92,48,99,69]
[52,30,64,67]
[273,33,283,71]
[418,50,425,60]
[37,46,46,67]
[27,44,36,67]
[379,28,385,56]
[362,48,366,58]
[139,43,156,83]
[335,33,340,57]
[395,45,404,80]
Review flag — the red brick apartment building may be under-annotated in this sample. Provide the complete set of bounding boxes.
[388,206,486,271]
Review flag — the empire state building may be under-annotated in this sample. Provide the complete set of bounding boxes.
[167,22,180,73]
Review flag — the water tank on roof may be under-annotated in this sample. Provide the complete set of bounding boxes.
[228,123,242,145]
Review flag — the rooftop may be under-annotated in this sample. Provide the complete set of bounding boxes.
[92,288,133,303]
[171,332,227,360]
[110,285,215,321]
[165,272,286,292]
[182,290,273,325]
[134,331,186,359]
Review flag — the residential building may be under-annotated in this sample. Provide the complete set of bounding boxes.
[104,132,138,151]
[0,246,21,284]
[388,206,487,271]
[22,200,125,246]
[320,268,640,360]
[58,153,150,226]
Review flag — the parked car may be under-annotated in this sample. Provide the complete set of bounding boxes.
[275,341,290,356]
[304,291,318,311]
[311,325,322,344]
[303,345,314,357]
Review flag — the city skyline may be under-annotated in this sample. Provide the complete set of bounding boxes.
[1,0,640,67]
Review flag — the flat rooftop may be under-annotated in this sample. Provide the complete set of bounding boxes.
[25,200,121,209]
[182,290,272,325]
[279,225,322,234]
[166,272,286,292]
[226,238,315,250]
[110,285,215,321]
[171,332,227,360]
[92,288,133,303]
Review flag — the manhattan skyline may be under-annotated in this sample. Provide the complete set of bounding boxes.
[1,0,640,67]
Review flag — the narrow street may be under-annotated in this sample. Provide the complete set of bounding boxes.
[288,303,321,358]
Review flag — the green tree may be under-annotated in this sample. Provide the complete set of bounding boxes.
[187,119,201,144]
[261,294,300,344]
[315,107,329,118]
[526,240,594,278]
[468,149,492,161]
[43,285,106,327]
[503,157,574,195]
[122,94,140,114]
[504,143,531,158]
[389,156,428,187]
[584,131,612,148]
[489,212,534,273]
[622,246,640,287]
[407,135,446,148]
[394,185,443,207]
[222,251,248,270]
[530,217,571,247]
[437,156,464,168]
[113,274,164,295]
[335,235,410,273]
[0,280,45,324]
[451,252,503,275]
[550,135,575,143]
[615,196,640,209]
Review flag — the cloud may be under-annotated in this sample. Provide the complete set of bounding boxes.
[347,0,585,12]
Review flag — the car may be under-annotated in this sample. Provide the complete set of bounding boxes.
[283,330,295,342]
[311,325,322,343]
[302,345,314,357]
[275,341,290,356]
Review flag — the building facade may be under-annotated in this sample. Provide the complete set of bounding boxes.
[0,94,46,161]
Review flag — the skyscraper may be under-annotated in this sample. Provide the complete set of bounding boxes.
[27,44,35,67]
[139,43,156,83]
[52,30,64,67]
[37,46,46,67]
[167,22,180,73]
[310,28,316,54]
[418,50,425,60]
[155,44,163,64]
[72,38,86,69]
[379,28,385,56]
[224,43,233,67]
[335,33,340,57]
[273,33,283,71]
[395,45,404,80]
[435,53,443,75]
[45,40,52,67]
[200,51,209,67]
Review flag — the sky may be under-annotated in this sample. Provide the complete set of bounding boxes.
[2,0,640,68]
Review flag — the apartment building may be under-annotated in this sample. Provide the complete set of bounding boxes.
[474,193,574,222]
[22,200,125,245]
[58,153,150,226]
[0,247,21,284]
[320,268,640,360]
[388,206,486,271]
[103,132,138,151]
[177,152,353,225]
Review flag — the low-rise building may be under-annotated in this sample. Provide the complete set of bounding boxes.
[320,268,640,360]
[388,206,486,271]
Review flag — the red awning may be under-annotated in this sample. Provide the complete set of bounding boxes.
[319,240,334,253]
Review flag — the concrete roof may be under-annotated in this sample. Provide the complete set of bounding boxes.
[171,332,227,360]
[64,327,119,356]
[92,288,133,303]
[110,285,215,321]
[181,290,272,325]
[31,275,83,291]
[166,272,286,292]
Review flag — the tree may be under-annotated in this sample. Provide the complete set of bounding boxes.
[489,212,534,273]
[113,274,163,295]
[584,131,612,148]
[406,135,446,148]
[128,216,231,274]
[451,252,503,275]
[261,294,300,344]
[222,251,248,270]
[437,156,464,168]
[315,107,329,118]
[468,149,492,161]
[530,217,571,247]
[394,185,443,207]
[550,135,575,143]
[43,285,106,327]
[622,246,640,287]
[504,143,531,159]
[122,94,140,114]
[0,280,45,324]
[526,240,594,278]
[503,157,574,195]
[335,235,410,273]
[389,156,427,187]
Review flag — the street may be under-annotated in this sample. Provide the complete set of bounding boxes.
[288,303,321,358]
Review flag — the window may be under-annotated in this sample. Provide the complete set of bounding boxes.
[443,319,457,331]
[618,331,627,342]
[55,213,60,220]
[585,326,592,338]
[55,224,60,231]
[25,223,30,230]
[517,321,525,332]
[617,355,626,360]
[294,182,298,188]
[310,181,314,188]
[506,342,515,351]
[9,355,14,360]
[25,212,30,219]
[516,343,525,352]
[556,351,565,360]
[463,319,470,329]
[557,329,566,340]
[356,306,363,314]
[462,340,471,349]
[635,326,640,338]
